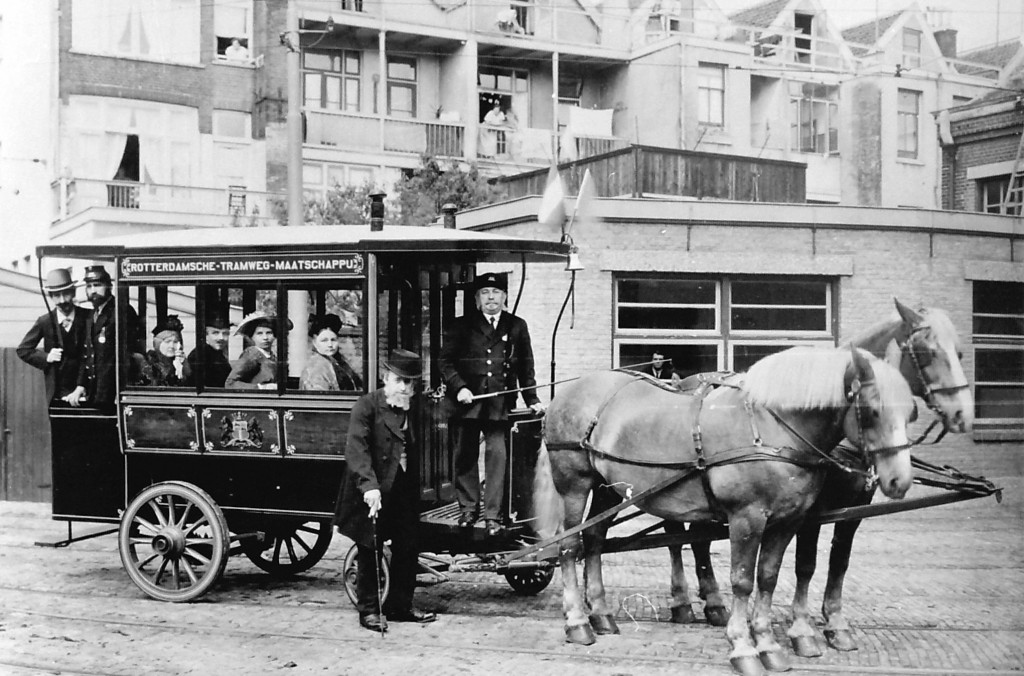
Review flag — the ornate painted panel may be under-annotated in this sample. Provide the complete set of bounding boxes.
[282,409,348,456]
[123,405,199,451]
[201,408,281,454]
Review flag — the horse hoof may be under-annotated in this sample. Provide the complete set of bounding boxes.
[823,629,858,652]
[790,635,823,658]
[565,623,596,645]
[589,614,620,635]
[671,605,698,624]
[705,605,730,627]
[729,654,766,676]
[758,649,792,672]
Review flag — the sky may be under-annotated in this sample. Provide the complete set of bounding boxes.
[714,0,1024,53]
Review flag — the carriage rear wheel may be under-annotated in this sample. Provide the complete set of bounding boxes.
[118,481,229,602]
[503,566,554,595]
[242,520,333,576]
[342,543,391,608]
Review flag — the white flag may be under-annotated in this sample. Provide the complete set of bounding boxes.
[537,164,566,231]
[567,168,597,238]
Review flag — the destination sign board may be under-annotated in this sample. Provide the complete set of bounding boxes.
[120,253,365,281]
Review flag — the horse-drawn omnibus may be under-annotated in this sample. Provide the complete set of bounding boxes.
[36,217,571,602]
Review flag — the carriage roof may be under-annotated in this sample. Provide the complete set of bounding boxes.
[37,224,570,262]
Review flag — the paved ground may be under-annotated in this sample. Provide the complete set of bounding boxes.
[0,438,1021,675]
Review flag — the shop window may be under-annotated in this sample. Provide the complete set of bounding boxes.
[614,275,834,379]
[973,281,1024,425]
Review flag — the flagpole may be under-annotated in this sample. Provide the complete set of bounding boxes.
[550,270,575,399]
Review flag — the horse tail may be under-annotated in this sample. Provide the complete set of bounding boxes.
[532,441,564,539]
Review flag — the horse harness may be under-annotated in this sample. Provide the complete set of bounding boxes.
[897,323,970,444]
[544,372,851,520]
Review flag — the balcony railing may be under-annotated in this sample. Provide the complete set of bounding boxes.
[304,110,465,158]
[53,178,284,226]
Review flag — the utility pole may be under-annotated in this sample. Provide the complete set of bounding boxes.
[285,0,308,374]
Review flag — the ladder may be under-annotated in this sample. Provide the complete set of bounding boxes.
[1006,125,1024,215]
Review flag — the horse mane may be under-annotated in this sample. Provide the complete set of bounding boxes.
[743,347,910,410]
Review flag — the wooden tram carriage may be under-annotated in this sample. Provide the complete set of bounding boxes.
[37,224,571,602]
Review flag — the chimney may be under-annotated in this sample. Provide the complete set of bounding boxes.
[441,203,457,229]
[369,192,386,231]
[934,29,957,59]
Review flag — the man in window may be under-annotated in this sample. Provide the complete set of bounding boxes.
[17,268,89,406]
[224,38,248,61]
[184,312,232,388]
[641,351,674,380]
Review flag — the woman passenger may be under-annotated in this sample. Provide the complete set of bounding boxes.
[141,315,186,386]
[300,314,362,391]
[225,311,291,390]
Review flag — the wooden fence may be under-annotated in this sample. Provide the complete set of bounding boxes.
[0,348,51,502]
[495,144,807,203]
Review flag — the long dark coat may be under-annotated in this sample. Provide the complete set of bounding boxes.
[333,389,419,548]
[438,310,539,421]
[79,299,139,409]
[17,308,89,402]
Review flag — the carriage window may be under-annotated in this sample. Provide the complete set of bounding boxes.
[972,281,1024,426]
[613,275,835,378]
[288,284,366,393]
[125,285,197,389]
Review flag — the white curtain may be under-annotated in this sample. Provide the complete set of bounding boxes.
[104,133,129,180]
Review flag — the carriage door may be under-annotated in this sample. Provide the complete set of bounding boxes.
[376,256,460,505]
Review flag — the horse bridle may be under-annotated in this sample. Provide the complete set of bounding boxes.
[848,377,913,458]
[897,324,970,441]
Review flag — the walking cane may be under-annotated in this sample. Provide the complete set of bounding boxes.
[371,514,385,638]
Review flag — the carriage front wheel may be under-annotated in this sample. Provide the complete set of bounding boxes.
[503,566,554,595]
[118,481,229,602]
[242,519,333,576]
[342,543,391,608]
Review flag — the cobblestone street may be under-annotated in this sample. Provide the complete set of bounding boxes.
[1,440,1021,676]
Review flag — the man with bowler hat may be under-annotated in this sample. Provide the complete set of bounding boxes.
[17,268,89,405]
[439,272,544,537]
[184,311,233,388]
[73,264,140,409]
[334,349,437,632]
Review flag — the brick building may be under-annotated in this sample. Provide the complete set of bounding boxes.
[457,196,1023,440]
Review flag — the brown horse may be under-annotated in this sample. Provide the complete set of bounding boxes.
[787,300,973,655]
[663,299,974,650]
[534,346,916,676]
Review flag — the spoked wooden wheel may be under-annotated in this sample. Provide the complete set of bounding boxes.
[242,520,333,576]
[118,482,229,602]
[342,543,391,608]
[504,566,554,595]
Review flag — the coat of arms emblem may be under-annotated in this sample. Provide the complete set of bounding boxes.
[220,412,264,449]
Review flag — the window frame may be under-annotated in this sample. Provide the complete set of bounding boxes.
[789,82,839,155]
[972,280,1024,426]
[901,28,922,69]
[302,50,361,113]
[612,274,836,377]
[897,89,921,160]
[386,55,417,118]
[697,62,726,127]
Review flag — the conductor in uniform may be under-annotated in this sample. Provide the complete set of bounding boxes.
[74,264,140,410]
[334,349,436,632]
[439,272,544,537]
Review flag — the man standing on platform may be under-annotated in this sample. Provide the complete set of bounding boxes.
[17,269,89,406]
[73,265,139,410]
[439,272,544,538]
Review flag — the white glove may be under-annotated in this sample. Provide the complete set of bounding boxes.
[457,387,474,404]
[530,402,546,414]
[363,489,382,518]
[47,348,63,363]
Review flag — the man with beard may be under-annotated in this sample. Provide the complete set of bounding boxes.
[184,312,232,388]
[439,272,544,537]
[333,349,436,633]
[17,268,89,405]
[72,265,140,409]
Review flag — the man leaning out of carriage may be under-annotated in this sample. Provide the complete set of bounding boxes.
[333,349,436,632]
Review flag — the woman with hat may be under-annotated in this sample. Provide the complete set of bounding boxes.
[140,316,186,386]
[300,314,363,391]
[333,349,436,632]
[225,311,291,390]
